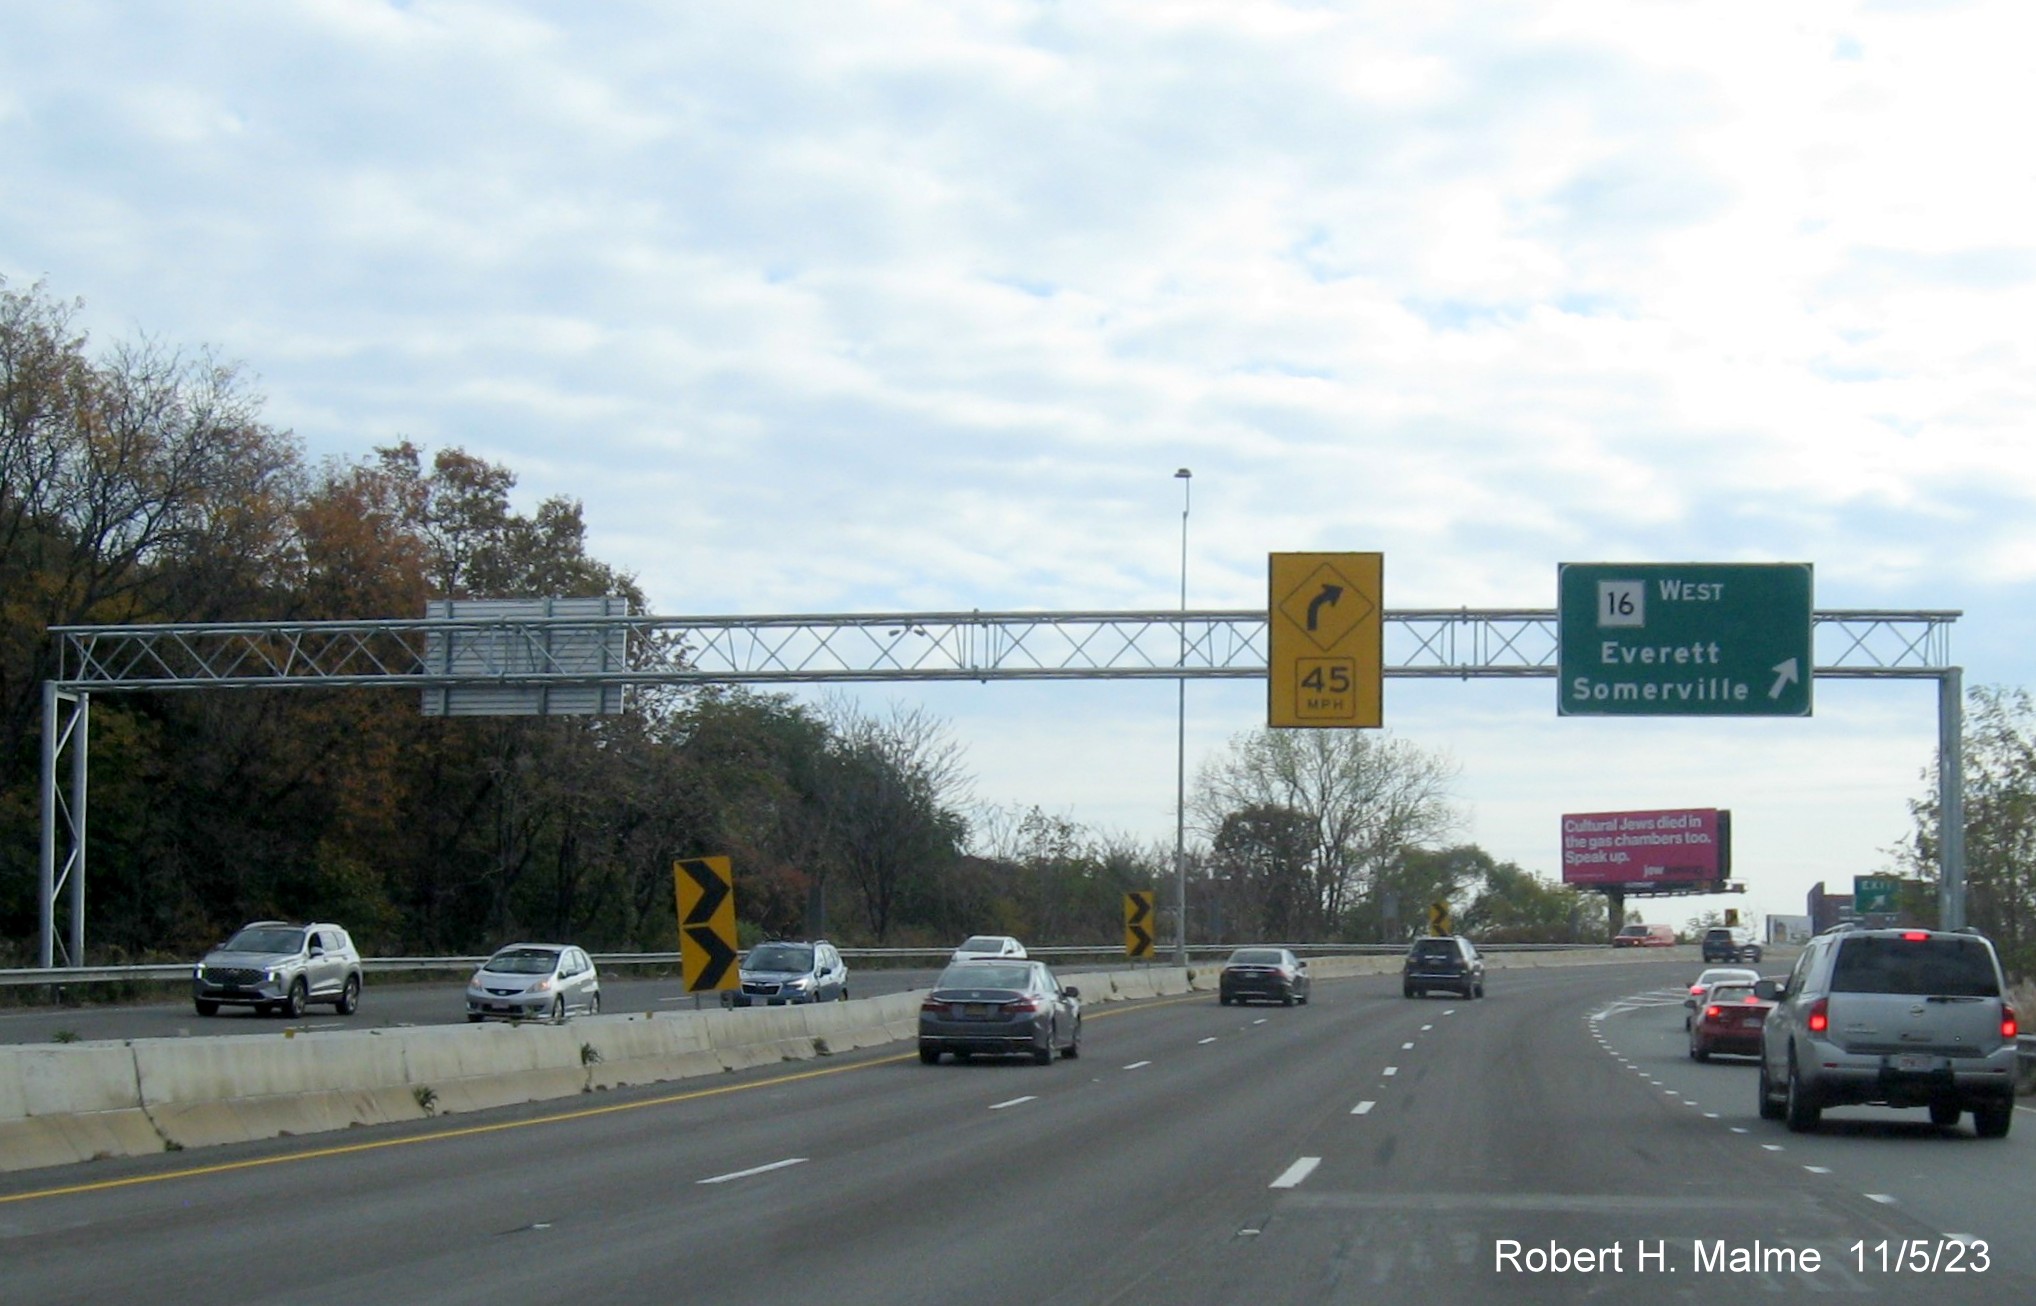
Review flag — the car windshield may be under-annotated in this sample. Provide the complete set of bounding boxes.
[938,963,1032,990]
[957,936,1007,952]
[1228,949,1285,966]
[748,944,814,972]
[1411,941,1455,958]
[1831,936,2000,997]
[1616,925,1648,936]
[223,927,304,954]
[1707,985,1757,1004]
[484,949,561,975]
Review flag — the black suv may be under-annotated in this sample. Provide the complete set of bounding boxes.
[1756,926,2018,1137]
[1403,935,1485,999]
[1701,927,1762,964]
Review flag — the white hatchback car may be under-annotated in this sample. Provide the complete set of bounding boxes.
[465,944,601,1022]
[951,934,1027,963]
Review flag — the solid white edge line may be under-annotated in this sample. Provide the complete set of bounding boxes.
[1198,1037,1217,1045]
[1123,1060,1152,1071]
[698,1158,808,1185]
[988,1096,1037,1110]
[1270,1157,1322,1189]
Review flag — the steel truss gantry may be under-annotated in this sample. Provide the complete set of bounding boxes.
[38,607,1964,965]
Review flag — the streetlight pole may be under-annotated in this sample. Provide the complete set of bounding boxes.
[1173,467,1192,967]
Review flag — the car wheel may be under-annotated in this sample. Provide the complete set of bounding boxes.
[1929,1101,1961,1128]
[1474,981,1485,999]
[551,996,567,1022]
[1691,1042,1709,1063]
[1973,1097,2013,1138]
[1757,1056,1786,1120]
[194,998,219,1017]
[335,974,360,1016]
[1784,1057,1821,1133]
[1062,1020,1081,1059]
[466,1013,484,1023]
[918,1044,940,1065]
[838,986,848,1002]
[1282,989,1296,1008]
[1219,993,1231,1006]
[1403,984,1417,998]
[1033,1021,1055,1065]
[587,991,601,1016]
[281,978,307,1019]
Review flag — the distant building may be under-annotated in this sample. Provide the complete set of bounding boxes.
[1767,914,1811,944]
[1808,882,1854,935]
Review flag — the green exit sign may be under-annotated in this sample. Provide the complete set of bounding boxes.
[1558,563,1814,717]
[1854,875,1901,914]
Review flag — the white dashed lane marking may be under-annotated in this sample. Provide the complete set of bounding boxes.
[1270,1157,1322,1189]
[698,1158,807,1185]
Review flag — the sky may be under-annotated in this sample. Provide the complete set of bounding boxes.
[4,0,2033,933]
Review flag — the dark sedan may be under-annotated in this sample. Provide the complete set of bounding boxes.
[1219,947,1310,1006]
[918,959,1082,1065]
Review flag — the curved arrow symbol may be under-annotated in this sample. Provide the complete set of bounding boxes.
[685,924,739,989]
[679,858,731,924]
[1768,657,1800,701]
[1306,584,1343,631]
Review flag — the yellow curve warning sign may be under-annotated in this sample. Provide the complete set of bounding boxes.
[1268,552,1383,728]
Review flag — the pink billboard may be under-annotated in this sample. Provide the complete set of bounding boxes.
[1561,808,1727,887]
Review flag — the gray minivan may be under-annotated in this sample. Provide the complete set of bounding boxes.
[1757,926,2018,1137]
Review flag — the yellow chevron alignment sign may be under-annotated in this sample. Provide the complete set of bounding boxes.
[675,856,739,992]
[1124,891,1156,958]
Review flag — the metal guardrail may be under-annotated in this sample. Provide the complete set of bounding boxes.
[0,941,1608,988]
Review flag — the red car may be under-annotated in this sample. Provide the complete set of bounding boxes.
[1689,982,1774,1061]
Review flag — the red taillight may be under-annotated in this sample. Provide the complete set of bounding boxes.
[2003,1005,2018,1040]
[1003,996,1041,1013]
[1704,1005,1722,1021]
[1806,997,1829,1034]
[920,998,948,1015]
[1901,930,1930,942]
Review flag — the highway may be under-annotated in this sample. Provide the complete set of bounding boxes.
[0,967,948,1044]
[5,958,2033,1304]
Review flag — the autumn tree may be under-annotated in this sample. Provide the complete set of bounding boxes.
[815,698,972,941]
[1901,684,2036,977]
[1194,728,1460,939]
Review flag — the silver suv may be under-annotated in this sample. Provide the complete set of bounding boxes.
[1756,926,2018,1137]
[727,939,849,1007]
[193,921,364,1018]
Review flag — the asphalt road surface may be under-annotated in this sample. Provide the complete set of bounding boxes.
[5,959,2033,1304]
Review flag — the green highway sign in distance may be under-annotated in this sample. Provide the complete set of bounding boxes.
[1557,562,1814,717]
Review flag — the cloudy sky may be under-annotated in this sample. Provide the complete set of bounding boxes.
[5,0,2032,930]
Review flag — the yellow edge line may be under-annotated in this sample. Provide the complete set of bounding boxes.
[0,989,1201,1206]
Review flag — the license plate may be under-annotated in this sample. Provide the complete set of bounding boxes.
[965,1003,995,1018]
[1895,1054,1936,1072]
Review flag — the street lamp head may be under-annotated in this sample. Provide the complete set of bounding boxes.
[1175,467,1192,479]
